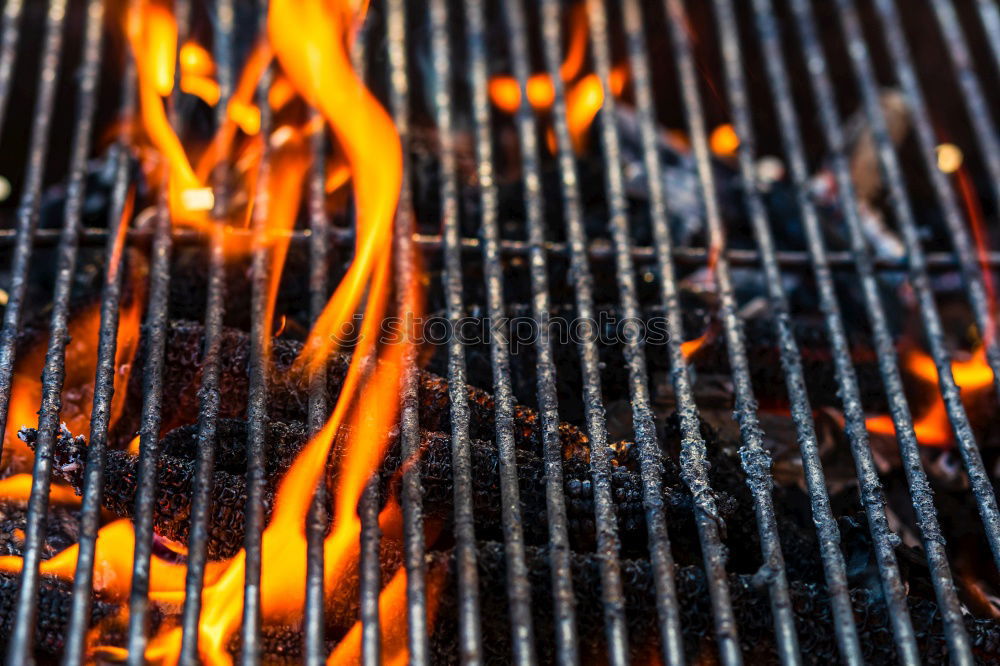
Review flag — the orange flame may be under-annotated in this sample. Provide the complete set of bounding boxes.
[955,165,997,348]
[129,0,412,662]
[126,1,206,224]
[0,0,420,661]
[680,248,721,363]
[126,3,274,231]
[866,345,994,447]
[488,4,629,154]
[1,195,143,467]
[269,0,402,379]
[0,475,80,505]
[680,330,711,361]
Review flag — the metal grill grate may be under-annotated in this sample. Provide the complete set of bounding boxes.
[0,0,997,664]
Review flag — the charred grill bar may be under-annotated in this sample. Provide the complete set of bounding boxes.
[0,0,998,664]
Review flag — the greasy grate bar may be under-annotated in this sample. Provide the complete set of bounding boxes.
[465,0,539,662]
[7,227,1000,273]
[122,0,186,655]
[2,0,79,660]
[0,0,998,664]
[382,1,431,662]
[716,0,970,661]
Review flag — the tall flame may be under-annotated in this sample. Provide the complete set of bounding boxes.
[131,0,412,662]
[0,0,420,661]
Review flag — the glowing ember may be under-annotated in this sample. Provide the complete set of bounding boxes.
[935,142,963,174]
[488,3,629,154]
[709,123,739,158]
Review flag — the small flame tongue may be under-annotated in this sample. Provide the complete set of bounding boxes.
[866,345,994,448]
[1,192,143,468]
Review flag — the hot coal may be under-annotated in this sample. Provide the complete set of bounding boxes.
[165,541,1000,665]
[24,418,741,563]
[0,502,81,562]
[0,573,120,661]
[21,421,305,561]
[120,320,596,460]
[428,542,1000,665]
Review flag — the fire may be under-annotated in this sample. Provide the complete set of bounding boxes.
[955,164,997,347]
[488,3,629,154]
[0,475,80,505]
[866,345,994,447]
[1,195,143,468]
[133,0,411,662]
[126,2,273,232]
[680,330,711,361]
[0,0,426,661]
[865,153,997,448]
[681,248,721,363]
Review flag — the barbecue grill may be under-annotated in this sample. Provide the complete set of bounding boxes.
[0,0,998,664]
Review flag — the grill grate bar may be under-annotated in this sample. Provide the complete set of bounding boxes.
[0,0,74,659]
[0,0,68,486]
[465,0,539,662]
[927,0,1000,206]
[716,0,971,661]
[869,0,1000,447]
[428,0,484,660]
[974,0,1000,74]
[178,1,235,661]
[303,113,332,666]
[0,0,23,139]
[829,0,1000,575]
[64,56,137,666]
[598,0,713,663]
[7,226,1000,272]
[123,2,189,660]
[767,0,928,660]
[6,1,104,660]
[383,1,431,661]
[240,8,274,661]
[652,0,805,661]
[538,0,630,661]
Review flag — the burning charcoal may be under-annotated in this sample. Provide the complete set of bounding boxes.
[26,419,719,561]
[379,431,724,557]
[19,422,308,561]
[0,501,81,560]
[0,573,120,660]
[127,321,597,459]
[428,542,1000,664]
[30,411,832,585]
